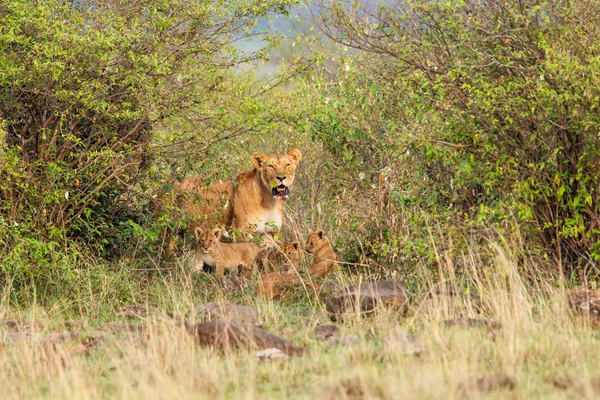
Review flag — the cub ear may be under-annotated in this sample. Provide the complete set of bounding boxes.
[317,229,324,240]
[291,240,300,250]
[252,152,268,168]
[211,227,222,240]
[194,227,204,241]
[287,149,302,164]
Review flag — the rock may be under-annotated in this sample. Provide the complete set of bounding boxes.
[327,335,359,348]
[255,348,289,361]
[60,320,84,330]
[0,320,19,330]
[0,319,47,331]
[220,275,252,293]
[383,327,422,356]
[458,376,517,394]
[327,377,385,399]
[320,280,346,292]
[116,305,166,319]
[444,318,501,337]
[417,283,480,316]
[314,324,340,341]
[3,331,80,344]
[98,321,143,333]
[186,319,305,356]
[549,376,573,390]
[193,302,260,325]
[325,281,408,319]
[567,286,600,325]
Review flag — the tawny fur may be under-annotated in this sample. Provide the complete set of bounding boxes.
[232,149,302,235]
[306,230,340,278]
[256,240,302,273]
[193,227,260,276]
[256,272,318,300]
[174,178,234,230]
[162,150,302,238]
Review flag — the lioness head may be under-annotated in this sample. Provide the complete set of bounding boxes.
[252,149,302,201]
[306,230,326,254]
[194,227,221,253]
[282,240,302,262]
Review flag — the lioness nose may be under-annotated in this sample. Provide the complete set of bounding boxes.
[276,175,286,182]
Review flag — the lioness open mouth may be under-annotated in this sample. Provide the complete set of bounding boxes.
[272,184,290,200]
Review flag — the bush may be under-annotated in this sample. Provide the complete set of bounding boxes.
[0,0,295,293]
[309,0,600,274]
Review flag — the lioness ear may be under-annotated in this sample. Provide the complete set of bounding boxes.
[317,230,324,240]
[291,240,300,250]
[212,227,222,240]
[287,149,302,164]
[252,152,268,168]
[194,227,203,241]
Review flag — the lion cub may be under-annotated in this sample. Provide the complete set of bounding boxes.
[306,229,339,278]
[194,227,260,276]
[256,240,302,273]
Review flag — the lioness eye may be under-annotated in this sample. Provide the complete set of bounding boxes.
[268,165,275,170]
[285,164,291,168]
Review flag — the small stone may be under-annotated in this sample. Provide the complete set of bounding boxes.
[116,305,165,319]
[458,376,517,394]
[193,302,259,325]
[255,348,289,361]
[314,324,340,341]
[567,286,600,326]
[327,335,359,348]
[443,318,501,337]
[326,281,408,319]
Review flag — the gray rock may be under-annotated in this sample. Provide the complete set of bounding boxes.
[193,302,260,325]
[327,335,360,348]
[255,348,289,361]
[326,281,408,319]
[186,319,305,356]
[314,324,340,341]
[443,318,502,337]
[568,286,600,321]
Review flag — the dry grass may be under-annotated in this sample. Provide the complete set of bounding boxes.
[0,240,598,400]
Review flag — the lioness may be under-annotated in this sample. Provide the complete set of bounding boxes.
[172,149,302,237]
[256,240,302,274]
[193,227,260,276]
[233,149,302,235]
[306,230,340,278]
[172,178,234,230]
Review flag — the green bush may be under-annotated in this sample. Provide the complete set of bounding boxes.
[0,0,295,294]
[308,0,600,273]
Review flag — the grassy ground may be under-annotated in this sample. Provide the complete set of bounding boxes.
[0,243,598,400]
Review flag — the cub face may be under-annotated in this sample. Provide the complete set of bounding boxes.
[281,240,301,263]
[305,230,325,254]
[194,227,222,253]
[252,149,302,201]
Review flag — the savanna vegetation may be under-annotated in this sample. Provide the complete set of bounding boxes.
[1,0,600,398]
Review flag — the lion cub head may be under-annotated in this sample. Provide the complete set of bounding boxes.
[306,230,328,254]
[281,240,302,263]
[252,149,302,201]
[194,227,222,253]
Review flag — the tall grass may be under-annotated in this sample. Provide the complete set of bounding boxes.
[0,234,597,399]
